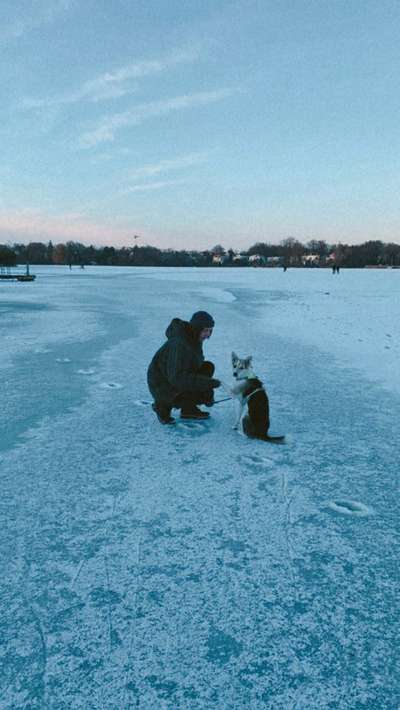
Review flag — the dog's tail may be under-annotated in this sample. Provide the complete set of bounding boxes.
[242,415,285,444]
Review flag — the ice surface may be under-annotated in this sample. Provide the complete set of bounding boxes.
[0,265,398,708]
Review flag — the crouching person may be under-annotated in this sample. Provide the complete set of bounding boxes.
[147,311,221,424]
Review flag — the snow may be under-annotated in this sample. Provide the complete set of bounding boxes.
[1,265,399,708]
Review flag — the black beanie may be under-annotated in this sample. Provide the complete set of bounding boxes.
[190,311,215,330]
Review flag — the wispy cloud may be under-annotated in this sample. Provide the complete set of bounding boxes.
[122,179,187,194]
[120,152,206,194]
[0,0,73,42]
[80,88,237,148]
[128,152,207,180]
[21,49,198,108]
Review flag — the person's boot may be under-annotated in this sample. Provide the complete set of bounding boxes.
[152,403,175,425]
[180,406,210,420]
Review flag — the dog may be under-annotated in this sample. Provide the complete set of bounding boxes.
[229,352,285,443]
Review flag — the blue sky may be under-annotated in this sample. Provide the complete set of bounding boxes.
[1,0,400,250]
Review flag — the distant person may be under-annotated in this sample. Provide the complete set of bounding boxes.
[332,264,336,274]
[147,311,221,425]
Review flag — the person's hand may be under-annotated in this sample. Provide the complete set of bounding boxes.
[211,378,221,388]
[203,391,214,407]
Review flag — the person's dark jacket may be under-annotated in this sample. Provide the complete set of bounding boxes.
[147,318,219,405]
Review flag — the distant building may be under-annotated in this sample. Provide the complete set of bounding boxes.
[248,254,266,266]
[212,254,230,265]
[232,253,249,264]
[265,256,284,267]
[302,254,320,266]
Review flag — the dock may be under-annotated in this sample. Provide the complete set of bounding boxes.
[0,265,36,282]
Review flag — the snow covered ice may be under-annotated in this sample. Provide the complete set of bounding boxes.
[0,265,399,709]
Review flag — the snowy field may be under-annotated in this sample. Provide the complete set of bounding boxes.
[0,265,399,709]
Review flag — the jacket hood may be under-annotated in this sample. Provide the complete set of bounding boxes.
[165,318,192,340]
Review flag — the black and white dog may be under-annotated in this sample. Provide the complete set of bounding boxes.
[229,352,285,443]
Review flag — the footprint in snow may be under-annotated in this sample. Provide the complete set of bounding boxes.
[327,499,372,517]
[56,357,71,363]
[100,382,123,390]
[77,368,96,375]
[239,453,274,473]
[182,453,202,464]
[134,399,151,406]
[178,421,208,432]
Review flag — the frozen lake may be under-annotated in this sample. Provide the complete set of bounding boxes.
[1,266,399,708]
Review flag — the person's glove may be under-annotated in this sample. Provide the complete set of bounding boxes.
[203,391,215,407]
[211,378,221,388]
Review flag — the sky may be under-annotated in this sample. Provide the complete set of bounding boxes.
[1,0,400,251]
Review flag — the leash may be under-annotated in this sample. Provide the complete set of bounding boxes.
[213,396,233,404]
[214,387,264,406]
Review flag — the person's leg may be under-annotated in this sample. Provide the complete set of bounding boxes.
[198,361,214,377]
[152,402,175,425]
[197,361,215,406]
[172,361,215,419]
[173,391,210,419]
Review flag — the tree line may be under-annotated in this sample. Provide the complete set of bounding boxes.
[1,237,400,268]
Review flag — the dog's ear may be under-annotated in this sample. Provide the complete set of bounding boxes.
[231,351,238,364]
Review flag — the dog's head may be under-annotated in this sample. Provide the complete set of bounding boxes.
[231,351,253,380]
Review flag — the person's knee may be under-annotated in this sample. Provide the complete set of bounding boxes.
[201,360,215,377]
[174,392,197,409]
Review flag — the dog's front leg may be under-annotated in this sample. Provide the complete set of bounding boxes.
[230,382,246,430]
[219,380,234,396]
[233,399,244,430]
